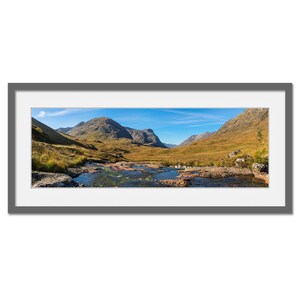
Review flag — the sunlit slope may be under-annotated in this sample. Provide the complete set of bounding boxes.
[32,117,84,146]
[125,108,268,165]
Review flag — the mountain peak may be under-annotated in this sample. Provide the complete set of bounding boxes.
[67,117,133,140]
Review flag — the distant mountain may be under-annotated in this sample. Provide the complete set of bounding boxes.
[32,118,83,146]
[57,121,85,134]
[164,143,177,148]
[67,117,133,141]
[65,117,166,148]
[179,132,215,146]
[56,126,73,134]
[125,127,166,148]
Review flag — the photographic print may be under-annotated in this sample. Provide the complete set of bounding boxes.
[8,83,292,213]
[31,108,269,188]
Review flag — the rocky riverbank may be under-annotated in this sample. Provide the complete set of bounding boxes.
[160,165,268,187]
[32,162,104,187]
[32,171,80,187]
[178,166,253,179]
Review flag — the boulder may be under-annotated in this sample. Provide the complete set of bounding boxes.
[32,171,79,187]
[227,149,241,158]
[252,163,268,173]
[235,157,245,167]
[253,172,269,184]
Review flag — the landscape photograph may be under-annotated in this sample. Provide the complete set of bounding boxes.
[31,107,269,188]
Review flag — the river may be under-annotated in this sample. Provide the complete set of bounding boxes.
[72,163,267,187]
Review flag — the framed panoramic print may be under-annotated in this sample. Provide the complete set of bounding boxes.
[8,83,293,214]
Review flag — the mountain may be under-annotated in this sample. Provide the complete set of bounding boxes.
[32,118,83,146]
[56,126,73,134]
[164,143,177,148]
[66,117,167,148]
[175,108,269,158]
[67,117,133,141]
[179,132,215,146]
[125,127,166,148]
[216,108,268,135]
[56,121,85,134]
[125,108,269,165]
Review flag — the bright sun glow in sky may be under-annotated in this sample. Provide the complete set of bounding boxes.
[31,108,245,144]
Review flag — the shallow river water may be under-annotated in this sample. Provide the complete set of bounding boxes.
[73,163,267,187]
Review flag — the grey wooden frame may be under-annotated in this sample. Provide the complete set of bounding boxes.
[8,83,293,214]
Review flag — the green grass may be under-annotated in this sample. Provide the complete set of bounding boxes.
[32,142,88,173]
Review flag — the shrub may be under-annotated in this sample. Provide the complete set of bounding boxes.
[254,148,268,165]
[44,159,67,173]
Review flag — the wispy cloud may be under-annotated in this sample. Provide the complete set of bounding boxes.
[161,109,227,122]
[187,122,224,128]
[160,109,227,128]
[35,108,85,118]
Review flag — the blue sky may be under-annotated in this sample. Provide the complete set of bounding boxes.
[31,108,245,144]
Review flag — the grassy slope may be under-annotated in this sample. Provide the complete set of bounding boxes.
[32,118,123,172]
[32,117,83,146]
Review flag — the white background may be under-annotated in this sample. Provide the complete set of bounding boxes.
[16,91,285,207]
[0,1,299,299]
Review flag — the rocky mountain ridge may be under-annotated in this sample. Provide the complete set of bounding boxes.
[125,127,166,148]
[179,131,215,146]
[64,117,166,148]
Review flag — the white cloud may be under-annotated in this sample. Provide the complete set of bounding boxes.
[36,111,46,118]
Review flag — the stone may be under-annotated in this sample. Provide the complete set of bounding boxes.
[252,163,268,173]
[253,172,269,184]
[32,171,79,187]
[227,149,241,158]
[235,157,245,167]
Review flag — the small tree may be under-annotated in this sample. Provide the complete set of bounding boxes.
[256,127,263,145]
[255,127,268,165]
